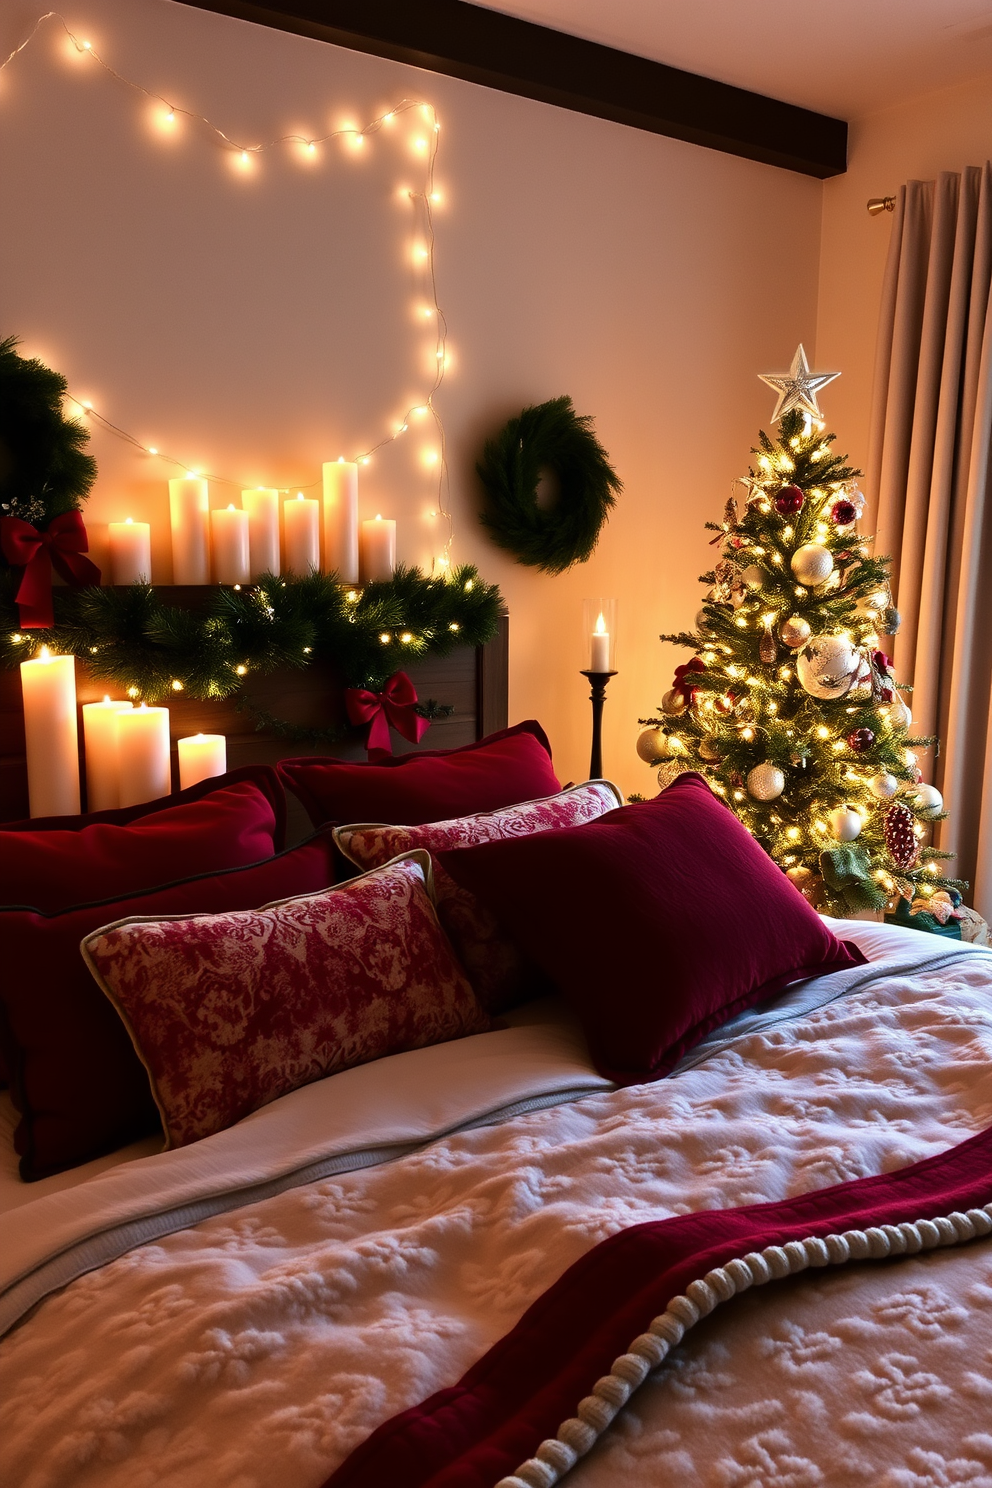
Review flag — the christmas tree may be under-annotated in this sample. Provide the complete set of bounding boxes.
[637,347,964,921]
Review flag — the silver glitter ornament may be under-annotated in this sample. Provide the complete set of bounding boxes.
[796,635,862,700]
[829,805,863,841]
[747,763,785,801]
[790,544,834,586]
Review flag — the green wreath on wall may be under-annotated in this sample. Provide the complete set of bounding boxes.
[475,395,621,574]
[0,336,97,528]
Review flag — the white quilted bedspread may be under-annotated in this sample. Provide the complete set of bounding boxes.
[3,940,992,1488]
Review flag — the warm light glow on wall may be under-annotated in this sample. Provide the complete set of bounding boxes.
[1,9,456,565]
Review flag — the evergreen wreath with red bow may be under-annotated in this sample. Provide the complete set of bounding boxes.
[0,337,101,627]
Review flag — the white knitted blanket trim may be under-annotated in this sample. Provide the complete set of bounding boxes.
[495,1199,992,1488]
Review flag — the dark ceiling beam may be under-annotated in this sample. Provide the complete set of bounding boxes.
[177,0,847,179]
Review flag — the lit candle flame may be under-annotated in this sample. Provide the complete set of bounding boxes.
[594,612,607,635]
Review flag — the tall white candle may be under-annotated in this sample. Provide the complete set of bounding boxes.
[283,492,320,574]
[19,647,80,818]
[169,475,210,585]
[241,487,280,579]
[322,460,359,583]
[210,505,251,585]
[177,733,227,791]
[82,697,133,812]
[108,519,151,585]
[361,514,397,582]
[590,613,611,672]
[117,704,171,807]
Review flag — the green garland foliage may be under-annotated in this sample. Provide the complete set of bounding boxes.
[0,565,503,705]
[475,395,621,574]
[0,337,97,530]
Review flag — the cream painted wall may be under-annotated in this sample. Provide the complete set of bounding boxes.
[0,0,822,794]
[816,70,992,518]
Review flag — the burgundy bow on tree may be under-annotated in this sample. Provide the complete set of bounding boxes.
[672,656,706,701]
[0,510,101,628]
[344,671,430,755]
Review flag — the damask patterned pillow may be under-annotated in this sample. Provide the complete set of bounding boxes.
[81,852,489,1149]
[333,782,623,1013]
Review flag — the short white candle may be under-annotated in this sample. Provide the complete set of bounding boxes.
[322,460,359,584]
[108,518,151,585]
[361,514,397,582]
[590,613,611,672]
[177,733,227,791]
[169,475,210,585]
[210,505,251,585]
[82,697,133,812]
[283,492,320,574]
[241,487,280,579]
[117,704,171,807]
[19,647,81,818]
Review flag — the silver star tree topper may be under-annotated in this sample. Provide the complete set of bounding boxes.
[758,344,840,422]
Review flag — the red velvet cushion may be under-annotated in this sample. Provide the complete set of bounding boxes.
[0,768,286,913]
[438,773,866,1085]
[334,782,622,1013]
[82,853,489,1148]
[278,721,560,828]
[0,831,339,1180]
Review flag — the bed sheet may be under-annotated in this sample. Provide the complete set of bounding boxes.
[1,923,990,1487]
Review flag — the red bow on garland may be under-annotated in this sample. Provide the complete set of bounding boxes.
[344,671,430,755]
[0,511,101,628]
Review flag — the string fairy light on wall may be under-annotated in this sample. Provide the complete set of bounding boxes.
[0,12,454,566]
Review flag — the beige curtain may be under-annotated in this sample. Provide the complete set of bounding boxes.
[869,164,992,922]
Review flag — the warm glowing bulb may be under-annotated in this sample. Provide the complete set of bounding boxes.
[235,664,247,676]
[148,447,158,455]
[307,141,316,154]
[82,40,92,50]
[241,150,249,163]
[786,827,801,841]
[816,725,831,740]
[172,679,183,691]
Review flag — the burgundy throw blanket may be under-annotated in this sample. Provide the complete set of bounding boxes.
[326,1121,992,1488]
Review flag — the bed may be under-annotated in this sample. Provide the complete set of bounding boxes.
[1,661,991,1487]
[2,909,991,1488]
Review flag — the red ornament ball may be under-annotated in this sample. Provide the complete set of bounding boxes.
[831,499,857,525]
[884,802,920,870]
[846,727,875,752]
[775,484,804,515]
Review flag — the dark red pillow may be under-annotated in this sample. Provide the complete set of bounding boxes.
[438,773,866,1085]
[0,768,286,913]
[278,721,560,828]
[0,830,339,1180]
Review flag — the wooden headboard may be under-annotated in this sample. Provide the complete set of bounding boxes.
[0,596,509,826]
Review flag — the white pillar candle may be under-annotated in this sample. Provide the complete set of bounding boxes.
[117,704,171,807]
[241,487,280,579]
[283,492,320,574]
[19,647,81,818]
[108,519,151,585]
[82,697,133,812]
[169,475,210,585]
[322,460,359,584]
[590,613,611,672]
[210,505,251,585]
[177,733,227,791]
[361,514,397,582]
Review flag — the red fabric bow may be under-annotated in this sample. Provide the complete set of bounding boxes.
[344,671,430,755]
[673,657,706,700]
[0,510,101,628]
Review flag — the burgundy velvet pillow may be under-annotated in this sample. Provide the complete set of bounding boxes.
[0,769,286,913]
[278,721,560,828]
[0,830,339,1180]
[82,853,488,1149]
[438,773,866,1085]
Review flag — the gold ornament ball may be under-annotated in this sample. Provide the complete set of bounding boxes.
[741,565,765,591]
[698,735,722,763]
[884,696,913,729]
[790,544,834,586]
[779,615,811,649]
[635,726,668,764]
[695,608,714,633]
[661,687,688,716]
[746,762,785,801]
[655,733,687,760]
[786,865,815,893]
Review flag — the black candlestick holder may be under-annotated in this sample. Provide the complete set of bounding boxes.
[580,669,617,779]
